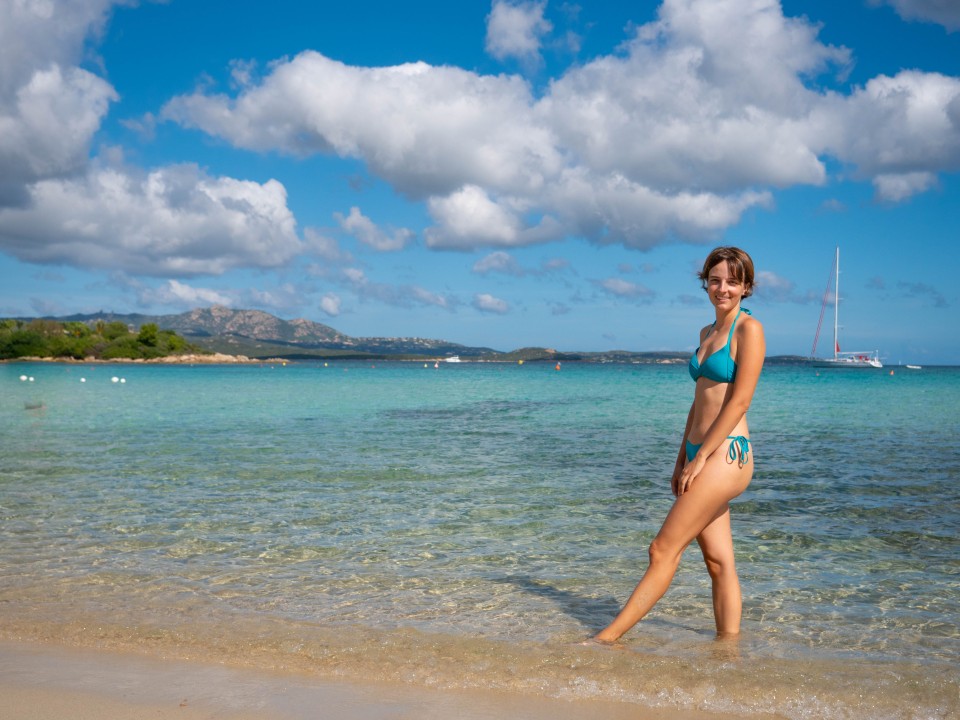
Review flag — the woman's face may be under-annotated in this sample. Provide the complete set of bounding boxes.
[706,260,747,312]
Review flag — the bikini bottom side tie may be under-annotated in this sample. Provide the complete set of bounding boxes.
[727,435,751,467]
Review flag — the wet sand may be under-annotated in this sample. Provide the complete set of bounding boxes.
[1,641,771,720]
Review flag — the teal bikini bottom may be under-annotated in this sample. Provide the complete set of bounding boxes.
[686,436,751,465]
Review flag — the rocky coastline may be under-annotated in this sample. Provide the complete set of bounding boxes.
[4,353,285,365]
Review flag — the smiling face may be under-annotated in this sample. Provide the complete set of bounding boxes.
[697,247,755,308]
[706,260,748,312]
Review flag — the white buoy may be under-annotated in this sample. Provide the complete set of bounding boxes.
[28,377,35,382]
[19,375,27,381]
[111,376,119,383]
[120,378,126,383]
[81,378,86,383]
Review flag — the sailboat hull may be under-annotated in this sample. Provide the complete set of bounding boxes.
[811,356,883,369]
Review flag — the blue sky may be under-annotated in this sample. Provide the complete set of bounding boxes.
[1,0,958,363]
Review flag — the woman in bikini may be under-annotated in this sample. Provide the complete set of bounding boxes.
[594,246,765,643]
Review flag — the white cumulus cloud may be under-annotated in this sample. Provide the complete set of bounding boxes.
[426,185,521,247]
[0,161,302,275]
[0,0,307,280]
[474,293,510,314]
[424,185,565,249]
[140,280,235,308]
[167,0,929,251]
[163,53,560,199]
[811,70,960,182]
[319,292,342,317]
[25,0,947,268]
[335,206,413,251]
[873,171,938,202]
[596,277,656,301]
[0,0,116,100]
[485,1,553,63]
[0,0,119,206]
[472,251,525,276]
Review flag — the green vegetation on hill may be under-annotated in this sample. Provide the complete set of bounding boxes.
[0,319,201,360]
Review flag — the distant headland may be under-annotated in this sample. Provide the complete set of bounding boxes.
[2,306,807,364]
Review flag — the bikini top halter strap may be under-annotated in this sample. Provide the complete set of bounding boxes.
[705,306,749,344]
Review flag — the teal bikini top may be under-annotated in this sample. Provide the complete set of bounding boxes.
[688,308,750,383]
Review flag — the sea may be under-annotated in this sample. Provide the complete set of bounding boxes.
[2,359,958,719]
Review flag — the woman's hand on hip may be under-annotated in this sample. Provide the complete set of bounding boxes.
[671,460,684,496]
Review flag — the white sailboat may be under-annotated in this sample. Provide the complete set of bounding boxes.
[810,247,882,369]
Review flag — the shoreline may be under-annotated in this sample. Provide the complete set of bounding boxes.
[2,353,284,365]
[5,610,954,720]
[1,640,762,720]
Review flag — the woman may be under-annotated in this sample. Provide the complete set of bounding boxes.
[594,246,765,643]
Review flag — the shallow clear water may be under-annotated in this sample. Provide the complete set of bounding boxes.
[2,360,958,718]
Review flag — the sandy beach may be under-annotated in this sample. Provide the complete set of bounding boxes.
[1,641,770,720]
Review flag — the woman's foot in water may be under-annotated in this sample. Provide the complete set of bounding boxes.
[576,635,624,648]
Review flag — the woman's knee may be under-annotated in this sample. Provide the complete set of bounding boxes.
[702,553,737,581]
[648,536,683,569]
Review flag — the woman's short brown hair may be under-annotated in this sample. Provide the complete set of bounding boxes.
[698,246,755,298]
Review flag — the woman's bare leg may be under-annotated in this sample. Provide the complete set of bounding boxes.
[594,460,749,643]
[696,507,742,635]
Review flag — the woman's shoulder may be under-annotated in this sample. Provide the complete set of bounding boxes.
[739,308,763,329]
[737,310,765,343]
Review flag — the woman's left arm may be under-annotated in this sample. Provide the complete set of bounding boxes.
[716,316,766,432]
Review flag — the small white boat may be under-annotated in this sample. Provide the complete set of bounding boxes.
[444,355,461,363]
[810,247,883,369]
[905,364,922,370]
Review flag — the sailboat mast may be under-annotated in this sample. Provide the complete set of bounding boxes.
[833,246,840,360]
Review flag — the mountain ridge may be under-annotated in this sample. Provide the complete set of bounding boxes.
[51,305,499,358]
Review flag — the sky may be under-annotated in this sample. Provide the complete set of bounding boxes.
[1,0,958,363]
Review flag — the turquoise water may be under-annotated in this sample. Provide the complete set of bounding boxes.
[2,360,958,718]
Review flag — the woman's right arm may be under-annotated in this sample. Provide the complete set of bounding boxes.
[672,400,696,495]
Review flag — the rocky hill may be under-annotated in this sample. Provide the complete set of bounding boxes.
[54,306,496,358]
[37,307,745,363]
[161,306,349,345]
